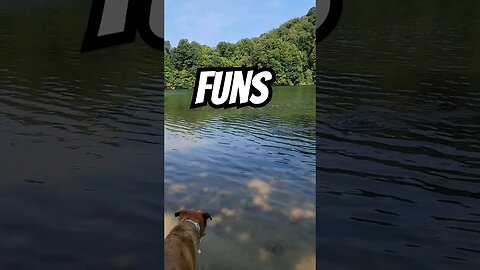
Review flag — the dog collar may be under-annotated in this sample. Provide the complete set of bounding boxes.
[184,219,201,233]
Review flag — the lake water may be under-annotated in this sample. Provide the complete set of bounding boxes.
[317,0,480,269]
[2,0,480,269]
[0,1,316,269]
[1,1,164,269]
[164,86,316,270]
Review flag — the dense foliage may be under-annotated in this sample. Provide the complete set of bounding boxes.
[164,7,316,89]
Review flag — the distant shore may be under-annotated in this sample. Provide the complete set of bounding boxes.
[164,7,316,90]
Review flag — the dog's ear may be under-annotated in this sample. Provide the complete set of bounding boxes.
[175,210,185,218]
[203,212,212,221]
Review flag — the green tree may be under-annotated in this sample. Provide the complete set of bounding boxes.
[165,7,316,89]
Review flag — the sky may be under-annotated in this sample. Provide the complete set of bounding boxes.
[165,0,314,48]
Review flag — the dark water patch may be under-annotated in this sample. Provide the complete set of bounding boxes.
[0,0,164,269]
[317,0,480,268]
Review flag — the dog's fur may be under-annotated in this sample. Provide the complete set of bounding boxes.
[164,210,212,270]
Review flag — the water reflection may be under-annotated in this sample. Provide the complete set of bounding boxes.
[165,86,316,270]
[317,0,480,268]
[1,1,163,268]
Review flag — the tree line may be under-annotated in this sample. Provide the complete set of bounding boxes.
[164,7,316,89]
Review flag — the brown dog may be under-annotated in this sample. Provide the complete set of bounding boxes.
[164,210,212,270]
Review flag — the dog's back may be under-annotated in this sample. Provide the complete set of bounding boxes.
[164,225,197,270]
[164,210,212,270]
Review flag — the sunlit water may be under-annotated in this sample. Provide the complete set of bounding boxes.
[1,1,163,269]
[165,87,316,270]
[317,0,480,269]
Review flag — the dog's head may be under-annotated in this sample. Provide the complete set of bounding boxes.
[174,210,212,237]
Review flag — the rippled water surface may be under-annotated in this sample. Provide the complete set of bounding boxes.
[165,87,316,270]
[3,0,479,269]
[317,0,480,269]
[1,1,163,268]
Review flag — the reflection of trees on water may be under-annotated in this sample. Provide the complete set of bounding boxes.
[165,86,315,133]
[315,1,480,268]
[0,3,164,145]
[1,0,164,133]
